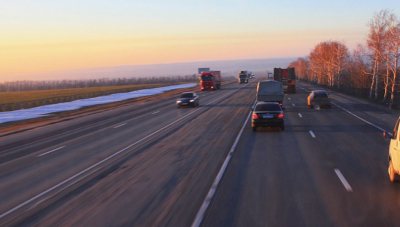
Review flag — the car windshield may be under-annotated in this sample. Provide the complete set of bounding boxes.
[201,75,213,81]
[255,104,281,111]
[181,93,194,98]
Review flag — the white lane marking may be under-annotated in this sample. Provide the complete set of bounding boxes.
[113,123,127,129]
[0,87,240,221]
[292,103,295,106]
[191,100,257,227]
[298,113,302,118]
[299,85,390,134]
[298,85,310,92]
[334,169,353,192]
[152,111,160,115]
[288,98,291,100]
[332,102,387,132]
[37,146,66,157]
[309,130,316,138]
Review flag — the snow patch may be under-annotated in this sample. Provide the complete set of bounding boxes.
[0,83,197,124]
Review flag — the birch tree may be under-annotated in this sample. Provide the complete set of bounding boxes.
[366,10,389,99]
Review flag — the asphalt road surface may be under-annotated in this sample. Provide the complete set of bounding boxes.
[1,79,400,227]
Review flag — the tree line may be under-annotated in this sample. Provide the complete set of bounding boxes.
[0,75,199,92]
[289,10,400,109]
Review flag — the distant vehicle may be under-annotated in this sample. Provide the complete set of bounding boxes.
[274,67,296,93]
[307,90,331,108]
[176,92,199,108]
[252,102,284,131]
[384,118,400,182]
[238,71,250,83]
[256,80,284,107]
[199,71,221,91]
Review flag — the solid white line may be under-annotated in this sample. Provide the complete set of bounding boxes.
[191,100,257,227]
[298,113,302,118]
[152,111,160,115]
[0,87,240,221]
[113,123,127,128]
[299,85,390,135]
[37,146,66,157]
[309,130,316,138]
[334,169,353,192]
[332,102,387,132]
[298,85,310,92]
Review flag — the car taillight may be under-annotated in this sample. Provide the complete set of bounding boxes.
[252,113,259,119]
[278,113,284,118]
[279,103,283,106]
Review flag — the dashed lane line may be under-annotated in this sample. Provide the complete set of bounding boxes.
[334,169,353,192]
[113,123,127,129]
[0,88,242,222]
[38,146,66,157]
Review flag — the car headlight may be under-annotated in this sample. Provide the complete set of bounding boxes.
[177,100,181,103]
[190,100,194,102]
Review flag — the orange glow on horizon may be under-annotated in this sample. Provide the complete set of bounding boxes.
[0,29,359,79]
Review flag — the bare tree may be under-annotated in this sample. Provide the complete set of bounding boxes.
[347,44,371,96]
[332,41,350,89]
[289,57,310,82]
[366,10,390,99]
[387,14,400,108]
[308,41,349,88]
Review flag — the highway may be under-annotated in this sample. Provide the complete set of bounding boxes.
[1,79,400,227]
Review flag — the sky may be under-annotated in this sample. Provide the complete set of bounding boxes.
[1,0,400,81]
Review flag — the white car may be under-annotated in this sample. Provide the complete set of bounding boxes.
[384,117,400,182]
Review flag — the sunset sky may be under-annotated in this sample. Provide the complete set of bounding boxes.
[1,0,399,81]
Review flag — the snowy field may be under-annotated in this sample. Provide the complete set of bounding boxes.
[0,83,197,124]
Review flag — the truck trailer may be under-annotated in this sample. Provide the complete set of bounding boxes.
[199,71,221,91]
[256,80,284,106]
[273,67,296,93]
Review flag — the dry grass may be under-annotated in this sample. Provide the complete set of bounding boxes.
[0,84,167,104]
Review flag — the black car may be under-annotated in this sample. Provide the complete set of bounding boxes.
[252,102,284,131]
[176,92,199,108]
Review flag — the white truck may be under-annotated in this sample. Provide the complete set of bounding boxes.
[238,71,250,83]
[385,119,400,182]
[256,80,284,106]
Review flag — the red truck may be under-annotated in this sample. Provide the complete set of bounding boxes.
[274,67,296,93]
[199,71,221,91]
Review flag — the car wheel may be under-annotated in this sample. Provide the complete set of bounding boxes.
[389,160,397,182]
[311,105,314,109]
[328,105,331,108]
[252,126,257,132]
[281,125,285,131]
